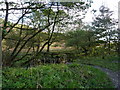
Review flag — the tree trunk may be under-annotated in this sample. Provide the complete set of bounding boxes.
[0,27,2,68]
[108,40,111,55]
[47,43,50,52]
[82,47,88,56]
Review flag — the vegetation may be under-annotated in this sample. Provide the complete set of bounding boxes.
[2,63,114,88]
[77,54,119,71]
[65,30,95,55]
[0,0,119,89]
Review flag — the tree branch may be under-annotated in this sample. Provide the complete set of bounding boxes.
[3,0,9,29]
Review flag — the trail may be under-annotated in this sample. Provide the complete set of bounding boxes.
[91,65,120,89]
[81,63,120,89]
[66,62,120,89]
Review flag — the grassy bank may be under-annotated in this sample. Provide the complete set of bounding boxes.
[2,63,114,88]
[78,55,119,71]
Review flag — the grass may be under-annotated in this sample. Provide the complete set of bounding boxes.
[2,63,114,88]
[0,68,1,88]
[77,55,120,71]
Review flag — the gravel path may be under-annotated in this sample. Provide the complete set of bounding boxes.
[91,65,120,89]
[66,62,120,89]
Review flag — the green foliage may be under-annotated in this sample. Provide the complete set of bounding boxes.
[78,54,119,71]
[2,64,114,88]
[92,5,117,43]
[42,9,55,16]
[0,68,1,88]
[2,29,7,36]
[65,30,95,54]
[60,1,92,9]
[1,0,94,66]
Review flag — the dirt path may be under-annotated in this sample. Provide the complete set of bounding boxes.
[66,62,120,88]
[91,65,120,89]
[81,63,120,89]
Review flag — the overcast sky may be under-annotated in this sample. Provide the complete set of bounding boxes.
[83,0,119,23]
[0,0,119,23]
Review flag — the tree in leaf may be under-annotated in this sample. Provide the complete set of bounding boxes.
[65,29,95,55]
[0,0,93,66]
[92,5,118,55]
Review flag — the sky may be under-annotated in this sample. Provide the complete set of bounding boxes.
[0,0,119,23]
[83,0,119,23]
